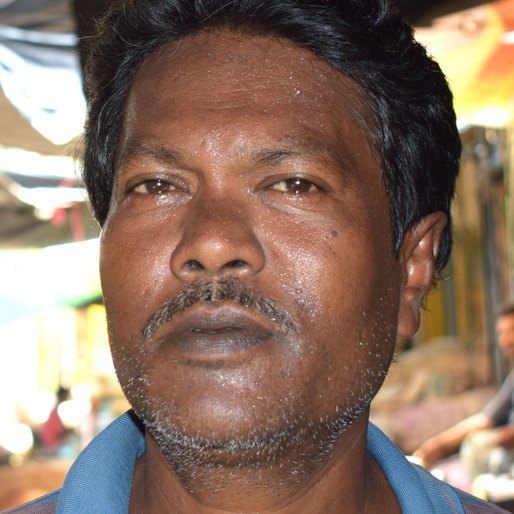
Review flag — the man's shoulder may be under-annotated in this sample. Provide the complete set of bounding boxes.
[368,422,508,513]
[0,490,59,514]
[457,489,510,513]
[411,461,509,513]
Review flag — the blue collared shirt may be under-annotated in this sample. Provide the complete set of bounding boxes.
[3,411,507,513]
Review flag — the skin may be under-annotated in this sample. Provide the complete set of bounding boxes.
[497,313,514,363]
[100,31,446,513]
[414,313,514,469]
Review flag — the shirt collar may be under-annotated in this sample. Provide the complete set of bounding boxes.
[55,411,464,513]
[56,411,145,513]
[368,422,465,513]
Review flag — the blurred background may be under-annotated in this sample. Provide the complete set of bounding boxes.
[1,0,514,510]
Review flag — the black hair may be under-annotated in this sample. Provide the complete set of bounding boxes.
[498,303,514,319]
[82,0,461,272]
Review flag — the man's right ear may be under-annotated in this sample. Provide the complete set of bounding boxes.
[396,212,447,338]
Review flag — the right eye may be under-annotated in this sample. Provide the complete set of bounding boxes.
[269,177,320,195]
[132,179,177,194]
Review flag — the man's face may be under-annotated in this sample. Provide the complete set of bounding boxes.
[100,32,404,465]
[497,314,514,362]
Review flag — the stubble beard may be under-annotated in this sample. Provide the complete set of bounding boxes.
[109,279,396,491]
[113,349,391,493]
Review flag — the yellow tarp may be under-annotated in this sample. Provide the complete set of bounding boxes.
[416,0,514,128]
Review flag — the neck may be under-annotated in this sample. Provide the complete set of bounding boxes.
[129,414,400,514]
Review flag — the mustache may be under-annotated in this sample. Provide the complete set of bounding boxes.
[142,278,298,340]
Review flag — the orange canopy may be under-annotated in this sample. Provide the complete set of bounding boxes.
[416,0,514,128]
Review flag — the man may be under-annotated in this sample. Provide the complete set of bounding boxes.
[4,1,506,512]
[415,305,514,478]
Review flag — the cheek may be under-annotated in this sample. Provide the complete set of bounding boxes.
[271,221,397,317]
[269,220,400,372]
[99,216,176,340]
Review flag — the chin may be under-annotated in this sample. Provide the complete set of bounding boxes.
[129,382,375,477]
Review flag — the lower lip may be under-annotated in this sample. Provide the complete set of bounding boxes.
[155,328,272,359]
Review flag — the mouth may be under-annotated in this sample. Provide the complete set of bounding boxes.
[147,304,276,359]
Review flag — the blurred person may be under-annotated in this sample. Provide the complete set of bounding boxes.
[415,304,514,478]
[36,387,73,458]
[2,0,507,512]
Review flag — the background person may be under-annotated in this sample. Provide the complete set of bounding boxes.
[35,387,73,458]
[414,304,514,477]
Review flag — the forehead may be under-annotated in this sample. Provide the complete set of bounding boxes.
[120,30,375,163]
[131,30,363,108]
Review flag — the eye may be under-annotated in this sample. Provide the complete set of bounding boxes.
[270,178,319,194]
[132,179,177,194]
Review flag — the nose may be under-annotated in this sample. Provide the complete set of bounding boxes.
[170,198,266,281]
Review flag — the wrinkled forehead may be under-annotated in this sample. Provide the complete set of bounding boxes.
[119,30,378,170]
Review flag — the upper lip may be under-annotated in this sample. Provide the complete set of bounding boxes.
[147,302,276,342]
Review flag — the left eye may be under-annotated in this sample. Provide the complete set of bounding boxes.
[270,178,319,194]
[132,179,176,194]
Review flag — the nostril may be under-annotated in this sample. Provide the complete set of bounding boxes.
[226,259,247,269]
[180,259,250,274]
[185,259,204,271]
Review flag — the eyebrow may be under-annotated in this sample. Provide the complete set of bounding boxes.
[117,143,183,169]
[252,137,355,173]
[117,136,357,178]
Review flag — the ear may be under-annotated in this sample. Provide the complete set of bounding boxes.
[397,212,448,338]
